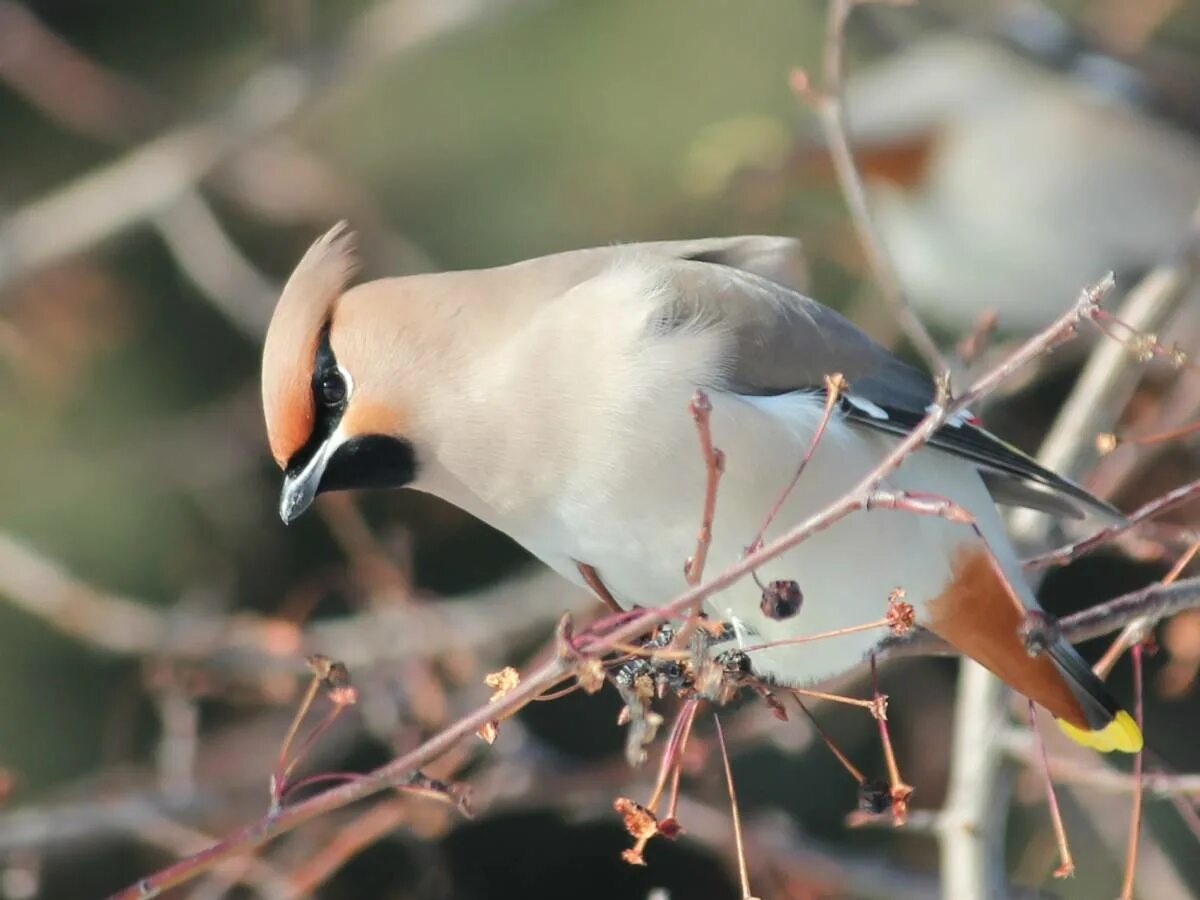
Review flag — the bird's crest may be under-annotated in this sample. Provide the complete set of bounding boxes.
[261,222,358,467]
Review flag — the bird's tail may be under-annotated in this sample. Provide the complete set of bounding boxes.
[927,540,1142,754]
[1043,635,1142,753]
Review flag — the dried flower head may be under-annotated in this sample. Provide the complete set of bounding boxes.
[484,666,520,701]
[305,654,333,680]
[576,658,605,694]
[478,666,521,744]
[885,589,916,635]
[614,797,660,866]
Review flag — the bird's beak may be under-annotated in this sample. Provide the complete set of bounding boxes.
[279,434,340,524]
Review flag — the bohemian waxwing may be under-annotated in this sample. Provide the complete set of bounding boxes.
[839,32,1200,334]
[261,224,1141,753]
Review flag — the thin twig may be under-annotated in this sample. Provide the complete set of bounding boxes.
[714,714,758,900]
[665,701,700,823]
[0,533,594,671]
[792,696,865,783]
[741,617,889,654]
[1027,703,1074,878]
[1120,643,1146,900]
[577,562,623,613]
[684,390,725,586]
[673,391,726,652]
[1000,729,1200,798]
[271,672,322,805]
[864,489,974,523]
[791,687,877,712]
[646,699,701,814]
[870,655,911,824]
[1025,477,1200,570]
[747,373,845,554]
[1095,539,1200,678]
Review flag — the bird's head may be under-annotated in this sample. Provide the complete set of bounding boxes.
[261,223,421,524]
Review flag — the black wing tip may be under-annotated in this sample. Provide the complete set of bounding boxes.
[1045,637,1123,728]
[1035,471,1125,524]
[953,422,1124,524]
[1032,466,1127,524]
[837,400,1127,524]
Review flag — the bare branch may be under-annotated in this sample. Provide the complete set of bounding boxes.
[0,0,531,294]
[1025,476,1200,570]
[1058,575,1200,645]
[1000,729,1200,798]
[0,532,594,671]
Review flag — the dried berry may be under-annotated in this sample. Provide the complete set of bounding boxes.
[760,580,803,620]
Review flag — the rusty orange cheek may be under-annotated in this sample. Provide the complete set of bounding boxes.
[340,399,407,439]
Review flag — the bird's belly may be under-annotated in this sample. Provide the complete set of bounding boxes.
[518,390,1013,687]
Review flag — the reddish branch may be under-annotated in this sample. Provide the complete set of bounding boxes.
[747,373,845,554]
[1058,575,1200,645]
[714,714,758,900]
[869,655,911,824]
[1120,644,1147,900]
[684,389,725,586]
[1027,703,1074,878]
[1025,477,1200,570]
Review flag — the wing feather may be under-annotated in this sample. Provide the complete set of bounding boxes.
[648,240,1120,522]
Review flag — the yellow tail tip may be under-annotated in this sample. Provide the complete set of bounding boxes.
[1057,711,1143,754]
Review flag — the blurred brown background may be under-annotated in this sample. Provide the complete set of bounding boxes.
[0,1,1199,898]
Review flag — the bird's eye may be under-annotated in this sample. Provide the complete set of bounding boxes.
[317,371,347,407]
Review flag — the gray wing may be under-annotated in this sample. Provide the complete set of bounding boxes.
[650,238,1120,522]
